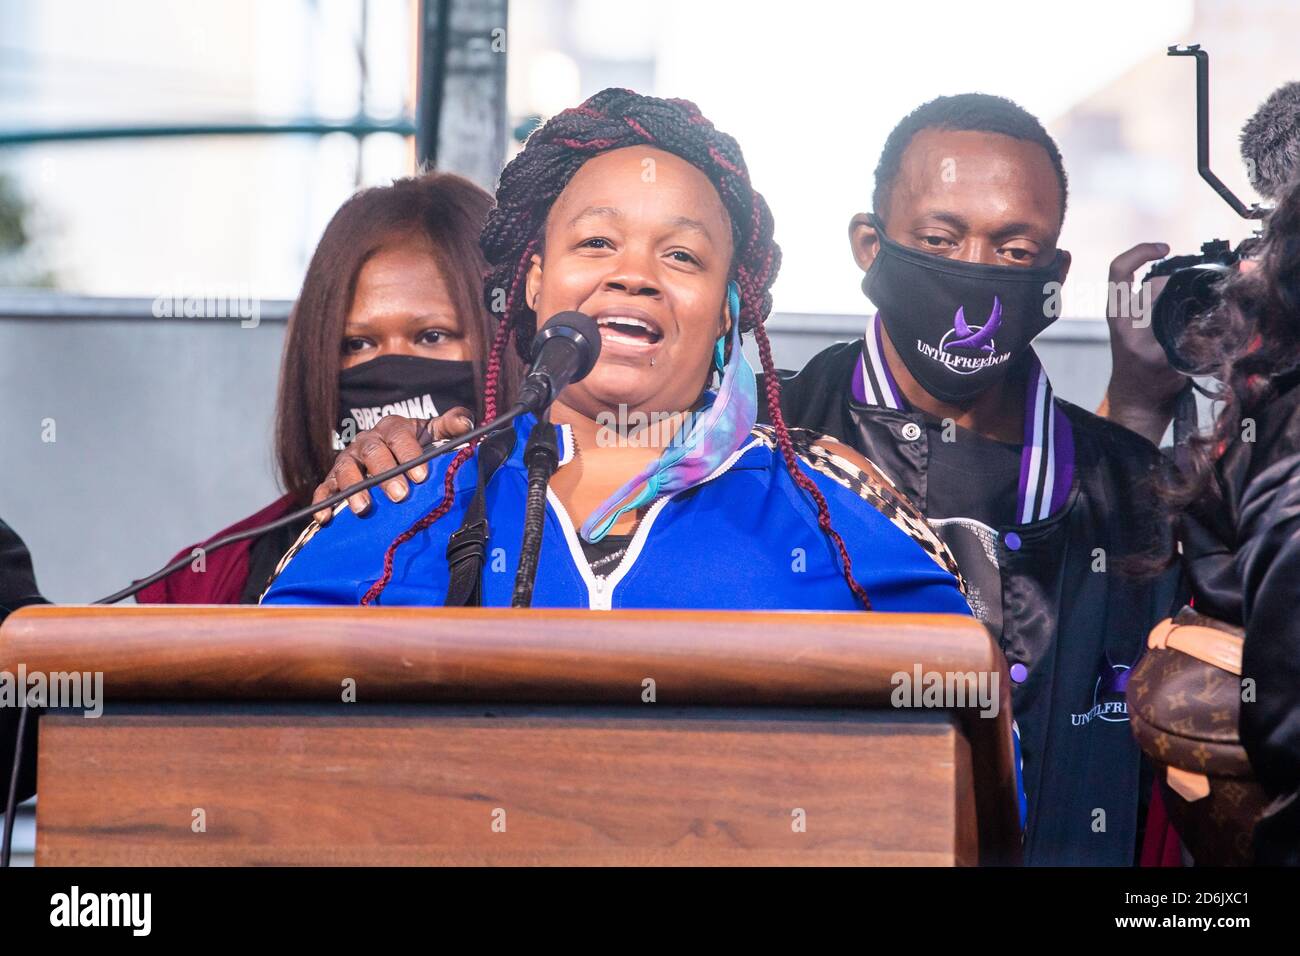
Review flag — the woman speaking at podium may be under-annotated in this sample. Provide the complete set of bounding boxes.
[261,90,970,615]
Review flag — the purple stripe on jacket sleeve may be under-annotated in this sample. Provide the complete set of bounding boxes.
[851,345,867,403]
[1048,404,1075,515]
[1016,362,1044,522]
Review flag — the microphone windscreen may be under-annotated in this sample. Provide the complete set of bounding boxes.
[533,311,601,377]
[1241,81,1300,201]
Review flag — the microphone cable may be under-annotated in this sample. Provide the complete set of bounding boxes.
[94,403,530,606]
[0,707,28,867]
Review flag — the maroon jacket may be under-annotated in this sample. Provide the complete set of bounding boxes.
[136,494,299,605]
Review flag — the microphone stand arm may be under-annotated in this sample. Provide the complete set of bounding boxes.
[511,410,560,608]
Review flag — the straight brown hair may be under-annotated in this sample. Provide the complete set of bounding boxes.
[275,171,519,504]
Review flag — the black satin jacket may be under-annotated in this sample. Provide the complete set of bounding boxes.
[1182,367,1300,864]
[769,339,1180,865]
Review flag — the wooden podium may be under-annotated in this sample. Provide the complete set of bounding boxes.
[0,605,1020,866]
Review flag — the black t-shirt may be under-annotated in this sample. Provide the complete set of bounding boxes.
[579,533,634,578]
[923,414,1023,528]
[917,415,1022,638]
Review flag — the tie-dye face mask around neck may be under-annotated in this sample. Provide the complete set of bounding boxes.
[580,281,758,543]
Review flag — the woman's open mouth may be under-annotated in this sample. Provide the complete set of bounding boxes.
[594,310,665,355]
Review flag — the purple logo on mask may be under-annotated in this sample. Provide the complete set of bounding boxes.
[942,297,1002,353]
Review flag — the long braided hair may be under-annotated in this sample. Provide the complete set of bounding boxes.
[1156,172,1300,523]
[362,88,870,608]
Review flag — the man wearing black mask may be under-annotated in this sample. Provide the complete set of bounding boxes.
[778,94,1179,865]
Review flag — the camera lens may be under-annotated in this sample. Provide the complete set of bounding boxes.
[1152,263,1233,375]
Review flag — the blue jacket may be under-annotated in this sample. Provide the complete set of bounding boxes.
[262,414,972,614]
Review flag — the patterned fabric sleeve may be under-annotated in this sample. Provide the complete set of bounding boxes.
[750,424,970,595]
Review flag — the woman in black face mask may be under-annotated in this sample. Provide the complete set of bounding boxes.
[138,171,518,605]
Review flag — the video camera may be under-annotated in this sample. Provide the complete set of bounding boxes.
[1146,45,1266,375]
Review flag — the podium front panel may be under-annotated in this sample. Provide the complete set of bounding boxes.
[37,703,979,866]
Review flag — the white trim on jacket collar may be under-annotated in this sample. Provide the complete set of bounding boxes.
[850,315,1076,525]
[543,434,762,610]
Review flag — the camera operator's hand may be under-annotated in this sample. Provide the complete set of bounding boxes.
[311,409,475,524]
[1098,242,1186,445]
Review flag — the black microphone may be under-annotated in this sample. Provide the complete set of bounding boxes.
[508,313,600,608]
[516,311,601,412]
[94,411,526,605]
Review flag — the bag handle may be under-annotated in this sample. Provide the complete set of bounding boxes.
[1147,617,1244,675]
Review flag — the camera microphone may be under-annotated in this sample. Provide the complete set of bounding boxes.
[1240,81,1300,202]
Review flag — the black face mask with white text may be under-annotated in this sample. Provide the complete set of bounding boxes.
[860,215,1066,404]
[334,354,478,448]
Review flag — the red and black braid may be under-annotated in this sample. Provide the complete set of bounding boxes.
[359,302,514,605]
[754,322,872,609]
[365,88,870,608]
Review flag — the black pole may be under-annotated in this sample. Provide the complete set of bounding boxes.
[512,412,559,609]
[416,0,452,168]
